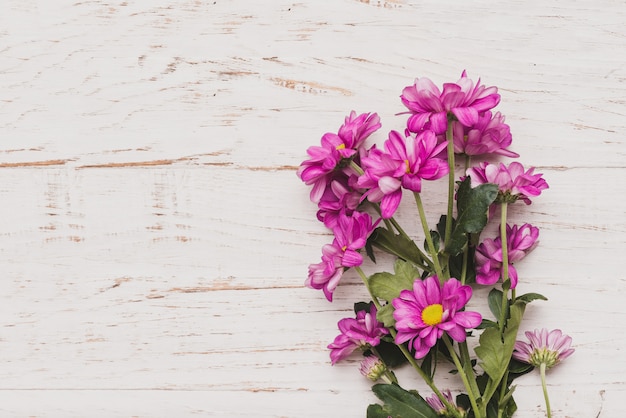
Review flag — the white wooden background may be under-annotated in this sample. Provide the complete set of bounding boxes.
[1,0,624,417]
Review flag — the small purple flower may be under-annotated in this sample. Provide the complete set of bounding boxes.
[358,130,449,218]
[359,355,387,382]
[425,389,455,415]
[392,276,482,359]
[328,305,389,365]
[452,111,519,158]
[513,328,574,368]
[297,112,381,202]
[475,223,539,289]
[401,71,500,134]
[466,161,548,204]
[305,211,377,301]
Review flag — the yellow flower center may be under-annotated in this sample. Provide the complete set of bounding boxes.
[404,159,411,173]
[336,143,346,150]
[341,245,347,252]
[422,304,444,326]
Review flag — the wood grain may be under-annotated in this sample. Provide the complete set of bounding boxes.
[1,0,625,416]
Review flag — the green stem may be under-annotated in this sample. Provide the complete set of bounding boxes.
[460,245,469,285]
[540,363,552,418]
[413,192,444,279]
[354,266,461,418]
[459,341,481,401]
[349,160,364,176]
[370,347,398,384]
[498,202,509,332]
[443,336,483,418]
[444,122,455,252]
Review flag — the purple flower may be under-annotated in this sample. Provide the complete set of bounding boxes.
[359,355,387,382]
[452,111,519,158]
[316,173,363,229]
[297,112,381,202]
[401,71,500,134]
[475,223,539,289]
[425,389,455,415]
[328,305,389,365]
[392,276,482,359]
[358,130,449,218]
[513,328,574,369]
[466,161,548,204]
[305,211,377,301]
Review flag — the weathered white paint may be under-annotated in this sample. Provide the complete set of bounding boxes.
[0,0,624,416]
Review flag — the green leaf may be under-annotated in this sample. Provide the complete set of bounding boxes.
[369,260,418,302]
[366,403,388,418]
[369,384,439,418]
[488,289,504,320]
[376,303,396,328]
[515,292,548,304]
[445,178,498,256]
[354,301,371,314]
[371,339,408,368]
[368,227,425,266]
[476,319,498,330]
[475,301,526,405]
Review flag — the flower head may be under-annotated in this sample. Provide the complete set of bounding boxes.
[328,304,389,365]
[392,276,482,359]
[425,389,455,415]
[305,211,377,301]
[316,173,363,229]
[466,161,548,204]
[513,328,574,368]
[358,130,449,218]
[401,71,500,134]
[475,223,539,289]
[297,111,381,202]
[359,355,387,382]
[452,111,518,158]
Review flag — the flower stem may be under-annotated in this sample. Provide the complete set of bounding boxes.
[498,202,509,331]
[413,192,444,279]
[443,336,483,418]
[354,266,461,418]
[444,122,455,253]
[540,362,552,418]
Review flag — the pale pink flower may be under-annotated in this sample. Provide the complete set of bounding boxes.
[401,71,500,134]
[328,305,389,365]
[475,223,539,289]
[297,112,381,202]
[513,328,574,368]
[425,389,455,415]
[359,355,387,382]
[452,111,519,158]
[358,130,449,218]
[393,276,482,359]
[466,161,548,204]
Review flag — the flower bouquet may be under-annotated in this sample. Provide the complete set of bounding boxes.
[297,72,574,418]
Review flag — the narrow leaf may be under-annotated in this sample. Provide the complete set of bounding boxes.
[368,227,425,266]
[488,289,503,320]
[515,292,548,304]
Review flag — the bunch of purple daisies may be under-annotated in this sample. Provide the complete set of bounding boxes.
[297,72,572,418]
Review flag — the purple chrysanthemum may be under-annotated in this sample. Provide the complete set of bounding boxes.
[475,223,539,289]
[425,389,455,415]
[328,305,389,365]
[357,130,449,218]
[297,111,381,202]
[466,161,548,204]
[451,111,519,158]
[401,71,500,134]
[513,328,574,369]
[392,276,482,359]
[305,211,377,301]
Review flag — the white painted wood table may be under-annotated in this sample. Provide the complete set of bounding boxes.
[1,1,624,416]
